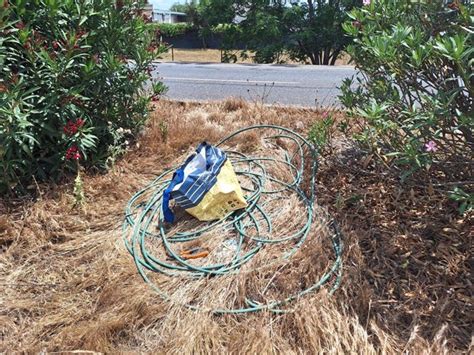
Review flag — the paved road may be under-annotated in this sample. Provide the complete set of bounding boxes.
[155,62,357,107]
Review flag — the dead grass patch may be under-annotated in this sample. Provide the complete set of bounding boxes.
[222,97,248,112]
[160,48,352,66]
[0,100,471,353]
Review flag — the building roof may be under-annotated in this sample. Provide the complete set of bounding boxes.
[153,10,186,16]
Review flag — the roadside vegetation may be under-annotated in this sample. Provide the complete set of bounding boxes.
[339,0,473,212]
[166,0,363,64]
[0,0,166,195]
[0,0,472,353]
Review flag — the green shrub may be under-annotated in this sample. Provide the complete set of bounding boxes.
[0,0,166,194]
[341,0,473,178]
[155,23,193,38]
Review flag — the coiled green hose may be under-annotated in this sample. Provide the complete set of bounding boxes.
[123,125,342,314]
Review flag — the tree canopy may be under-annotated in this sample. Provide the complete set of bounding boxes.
[192,0,364,64]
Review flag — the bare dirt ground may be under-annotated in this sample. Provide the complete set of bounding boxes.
[1,99,471,353]
[160,48,351,65]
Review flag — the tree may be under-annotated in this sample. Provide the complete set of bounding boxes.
[199,0,237,27]
[169,3,188,12]
[233,0,287,63]
[285,0,361,65]
[201,0,363,64]
[169,1,202,28]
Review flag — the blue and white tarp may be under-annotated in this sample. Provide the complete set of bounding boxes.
[162,142,227,223]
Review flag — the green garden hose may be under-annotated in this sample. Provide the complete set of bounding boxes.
[123,125,342,314]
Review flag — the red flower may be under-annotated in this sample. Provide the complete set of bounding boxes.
[63,118,85,136]
[65,145,81,160]
[16,21,25,30]
[63,122,77,135]
[76,118,85,127]
[52,41,60,50]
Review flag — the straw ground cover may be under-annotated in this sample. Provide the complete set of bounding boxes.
[1,99,472,352]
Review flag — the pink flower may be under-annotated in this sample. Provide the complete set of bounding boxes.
[322,111,329,119]
[425,141,438,153]
[363,0,371,5]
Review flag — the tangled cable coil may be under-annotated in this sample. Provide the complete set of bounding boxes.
[123,125,342,314]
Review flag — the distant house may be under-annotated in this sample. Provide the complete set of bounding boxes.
[153,10,187,23]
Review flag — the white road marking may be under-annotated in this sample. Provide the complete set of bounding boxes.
[162,77,299,85]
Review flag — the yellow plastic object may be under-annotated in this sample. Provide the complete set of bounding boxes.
[185,160,247,221]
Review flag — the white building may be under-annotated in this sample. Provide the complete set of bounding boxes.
[153,10,187,23]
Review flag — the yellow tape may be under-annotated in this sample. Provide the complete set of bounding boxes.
[185,160,247,221]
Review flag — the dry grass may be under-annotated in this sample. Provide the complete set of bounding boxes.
[160,48,352,66]
[1,100,472,353]
[160,48,252,64]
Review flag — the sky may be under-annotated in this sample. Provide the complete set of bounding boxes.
[149,0,183,11]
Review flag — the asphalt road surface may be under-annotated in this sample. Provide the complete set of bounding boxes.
[156,62,357,107]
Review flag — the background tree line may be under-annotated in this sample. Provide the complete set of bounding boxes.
[169,0,364,65]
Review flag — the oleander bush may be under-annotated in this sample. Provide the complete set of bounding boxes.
[0,0,166,195]
[341,0,473,180]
